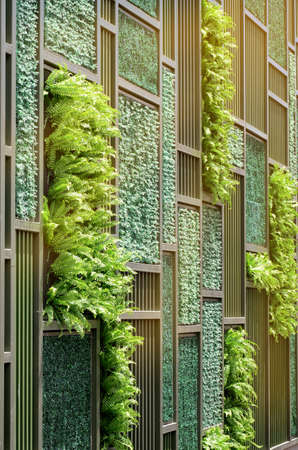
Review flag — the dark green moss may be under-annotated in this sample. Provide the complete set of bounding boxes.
[118,11,158,94]
[43,335,91,449]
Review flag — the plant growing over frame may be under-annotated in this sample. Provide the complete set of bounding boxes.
[201,0,238,204]
[43,67,142,449]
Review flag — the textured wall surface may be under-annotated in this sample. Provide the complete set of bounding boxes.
[288,53,297,178]
[16,0,39,220]
[228,126,244,168]
[43,335,91,449]
[44,0,96,69]
[245,0,265,23]
[178,208,200,324]
[268,0,286,68]
[162,68,176,244]
[178,336,199,449]
[118,11,158,94]
[202,300,223,429]
[202,206,222,291]
[162,254,174,423]
[128,0,157,17]
[290,335,297,437]
[118,95,160,263]
[245,134,266,246]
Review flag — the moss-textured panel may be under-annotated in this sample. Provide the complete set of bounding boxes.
[16,0,39,220]
[162,68,176,244]
[162,254,174,423]
[118,11,158,94]
[43,335,91,449]
[118,96,160,263]
[290,335,297,437]
[178,208,200,324]
[288,53,297,179]
[245,0,265,23]
[202,206,222,291]
[228,127,244,169]
[269,0,287,68]
[178,336,199,449]
[128,0,157,17]
[202,300,223,429]
[245,135,266,246]
[44,0,96,69]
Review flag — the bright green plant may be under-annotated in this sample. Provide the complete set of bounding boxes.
[246,252,280,294]
[43,68,142,449]
[202,426,233,449]
[224,328,260,449]
[201,0,238,204]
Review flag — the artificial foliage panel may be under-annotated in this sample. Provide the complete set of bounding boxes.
[228,127,244,169]
[128,0,157,17]
[162,68,176,244]
[44,0,96,70]
[288,53,297,179]
[178,336,199,449]
[43,335,91,449]
[245,0,265,23]
[162,254,174,423]
[178,208,200,324]
[202,206,222,291]
[290,334,297,437]
[16,0,39,220]
[118,95,160,263]
[245,135,266,246]
[202,300,223,429]
[268,0,287,68]
[118,11,158,94]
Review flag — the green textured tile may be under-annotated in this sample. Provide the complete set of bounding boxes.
[228,127,244,169]
[269,0,287,68]
[128,0,157,17]
[202,206,222,291]
[43,335,91,449]
[245,0,265,23]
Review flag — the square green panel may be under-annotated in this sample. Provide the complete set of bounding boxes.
[162,68,176,244]
[245,0,265,23]
[269,0,287,68]
[202,300,223,429]
[162,254,175,423]
[43,335,91,449]
[202,206,223,291]
[44,0,96,70]
[178,208,200,324]
[118,11,159,94]
[128,0,157,17]
[178,336,199,449]
[245,135,266,246]
[118,95,160,263]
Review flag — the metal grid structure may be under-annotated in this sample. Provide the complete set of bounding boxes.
[0,0,297,449]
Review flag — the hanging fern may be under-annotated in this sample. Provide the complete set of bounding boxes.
[247,165,297,340]
[201,0,238,204]
[43,67,142,449]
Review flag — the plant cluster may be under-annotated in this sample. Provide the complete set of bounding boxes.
[268,0,287,68]
[178,336,199,449]
[228,127,244,169]
[129,0,157,17]
[201,0,237,204]
[16,0,39,220]
[44,0,96,70]
[118,11,158,94]
[178,208,200,324]
[162,68,176,244]
[202,301,223,429]
[202,206,223,291]
[245,0,265,23]
[245,135,266,246]
[118,95,160,264]
[224,328,259,449]
[43,68,142,449]
[288,53,297,179]
[247,166,297,339]
[202,426,233,449]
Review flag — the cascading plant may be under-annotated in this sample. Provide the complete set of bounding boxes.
[201,0,238,204]
[43,67,142,449]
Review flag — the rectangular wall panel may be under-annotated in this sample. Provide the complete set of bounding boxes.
[101,28,115,104]
[178,152,200,199]
[202,205,223,291]
[269,98,287,165]
[269,64,287,102]
[128,272,160,310]
[162,0,175,60]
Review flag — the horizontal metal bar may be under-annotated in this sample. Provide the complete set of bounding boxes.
[3,353,12,363]
[246,243,268,253]
[162,422,177,434]
[268,91,288,109]
[15,220,41,233]
[268,57,288,77]
[177,195,201,208]
[119,0,160,29]
[162,56,176,70]
[245,122,268,141]
[43,320,98,331]
[100,18,117,34]
[202,289,223,298]
[3,249,12,259]
[224,317,246,325]
[4,43,13,54]
[121,311,161,320]
[233,116,246,128]
[202,191,223,207]
[177,143,201,158]
[268,157,288,170]
[271,438,298,449]
[127,262,161,273]
[3,145,13,156]
[244,9,267,33]
[232,166,245,176]
[161,243,177,252]
[118,76,161,106]
[288,43,295,53]
[177,324,201,334]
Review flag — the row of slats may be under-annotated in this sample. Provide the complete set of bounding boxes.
[178,151,200,199]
